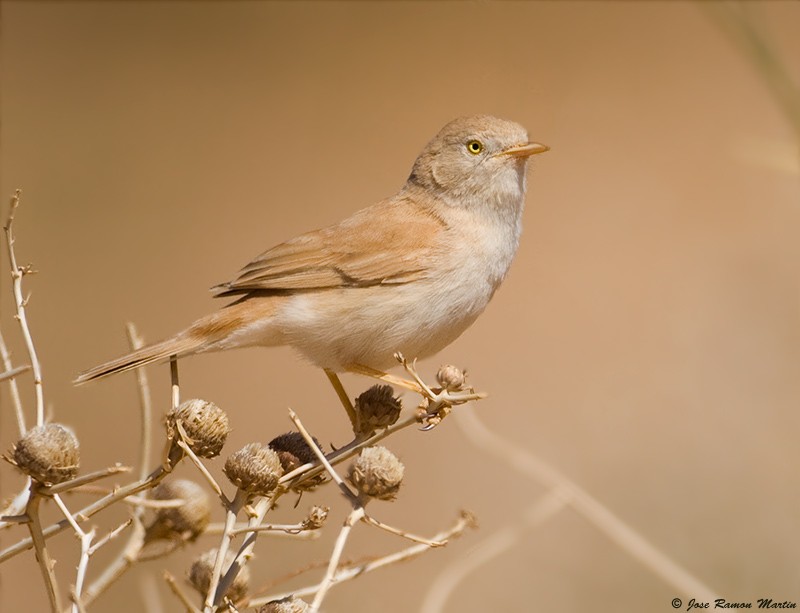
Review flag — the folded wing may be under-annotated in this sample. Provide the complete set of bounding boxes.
[211,197,447,297]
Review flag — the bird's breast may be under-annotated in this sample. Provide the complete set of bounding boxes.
[270,202,524,371]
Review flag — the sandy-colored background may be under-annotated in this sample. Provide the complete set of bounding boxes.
[1,2,799,612]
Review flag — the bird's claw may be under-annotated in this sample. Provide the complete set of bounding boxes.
[414,400,452,431]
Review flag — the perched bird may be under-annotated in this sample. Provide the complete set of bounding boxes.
[76,115,548,385]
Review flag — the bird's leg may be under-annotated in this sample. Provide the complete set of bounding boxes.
[350,356,487,431]
[346,363,424,395]
[323,369,359,432]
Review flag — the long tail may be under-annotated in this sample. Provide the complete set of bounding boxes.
[74,334,205,384]
[76,296,282,384]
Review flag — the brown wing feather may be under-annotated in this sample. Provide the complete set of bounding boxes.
[212,196,446,297]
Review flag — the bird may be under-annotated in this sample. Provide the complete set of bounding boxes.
[76,115,548,388]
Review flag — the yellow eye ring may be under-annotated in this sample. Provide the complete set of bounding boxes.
[466,139,483,155]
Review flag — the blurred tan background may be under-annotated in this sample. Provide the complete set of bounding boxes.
[1,1,799,611]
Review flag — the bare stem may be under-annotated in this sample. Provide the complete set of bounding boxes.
[252,511,475,607]
[456,405,718,600]
[175,423,225,500]
[26,487,63,611]
[68,589,88,613]
[0,363,31,383]
[126,323,153,483]
[310,507,363,612]
[52,494,95,613]
[0,465,169,564]
[88,519,133,556]
[0,328,27,439]
[42,465,131,496]
[0,482,32,530]
[123,496,185,510]
[421,490,568,611]
[288,408,354,497]
[362,513,444,547]
[228,522,317,536]
[4,189,45,426]
[165,571,201,613]
[205,489,248,611]
[79,522,143,610]
[217,494,277,609]
[52,493,87,538]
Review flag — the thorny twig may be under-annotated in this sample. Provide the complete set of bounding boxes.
[288,409,444,612]
[204,489,247,611]
[0,363,31,383]
[125,323,153,483]
[208,372,471,613]
[51,494,95,613]
[204,360,482,608]
[4,190,45,426]
[0,466,170,564]
[175,422,225,500]
[0,328,27,437]
[251,511,477,607]
[41,466,131,496]
[227,522,321,537]
[80,327,168,609]
[26,484,63,611]
[165,571,201,613]
[87,519,133,557]
[311,506,362,612]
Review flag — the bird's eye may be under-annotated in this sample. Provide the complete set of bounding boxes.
[466,140,484,155]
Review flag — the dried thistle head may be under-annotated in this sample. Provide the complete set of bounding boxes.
[148,479,211,542]
[302,505,329,530]
[268,432,325,491]
[10,424,79,485]
[224,443,283,496]
[258,596,309,612]
[188,548,249,603]
[268,432,323,472]
[353,385,402,435]
[166,398,230,458]
[436,364,467,391]
[348,446,404,501]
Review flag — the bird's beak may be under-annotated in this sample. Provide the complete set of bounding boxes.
[499,142,550,158]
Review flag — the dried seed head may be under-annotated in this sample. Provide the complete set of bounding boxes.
[268,432,326,492]
[149,479,211,541]
[268,432,323,473]
[166,398,230,458]
[302,505,329,530]
[436,365,466,391]
[348,446,404,501]
[353,385,402,434]
[224,443,283,496]
[12,424,79,485]
[188,548,249,603]
[258,596,310,612]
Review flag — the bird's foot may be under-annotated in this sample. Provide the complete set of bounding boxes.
[350,354,486,431]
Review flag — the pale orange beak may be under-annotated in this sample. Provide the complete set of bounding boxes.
[499,142,550,158]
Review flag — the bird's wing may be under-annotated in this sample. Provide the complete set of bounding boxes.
[211,198,447,296]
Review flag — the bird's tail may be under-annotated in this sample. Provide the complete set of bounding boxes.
[75,296,282,384]
[74,334,204,384]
